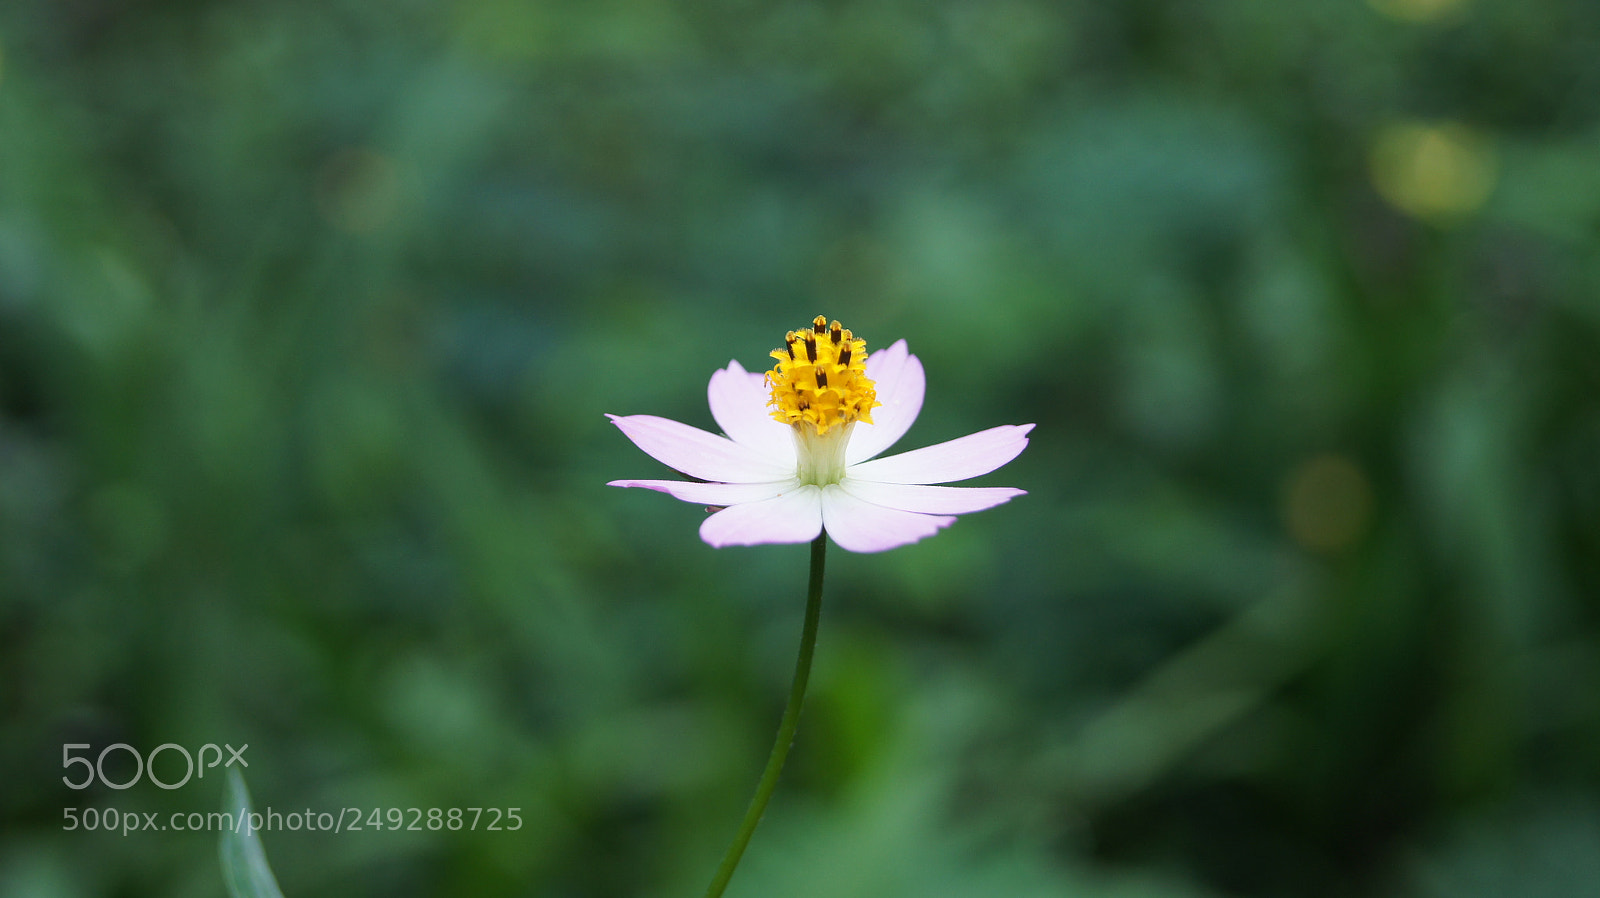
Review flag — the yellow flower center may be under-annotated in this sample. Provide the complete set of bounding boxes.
[767,316,879,485]
[767,316,878,435]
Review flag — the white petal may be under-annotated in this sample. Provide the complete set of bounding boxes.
[700,486,824,547]
[847,339,925,464]
[608,478,796,506]
[839,480,1025,514]
[607,414,793,483]
[820,485,956,553]
[708,360,795,462]
[847,423,1034,485]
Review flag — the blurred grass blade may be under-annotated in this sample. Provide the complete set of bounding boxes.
[220,768,286,898]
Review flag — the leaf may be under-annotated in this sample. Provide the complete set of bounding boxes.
[219,768,286,898]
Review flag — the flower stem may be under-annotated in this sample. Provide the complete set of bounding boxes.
[703,534,827,898]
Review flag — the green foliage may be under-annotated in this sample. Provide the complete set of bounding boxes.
[221,771,286,898]
[2,0,1598,896]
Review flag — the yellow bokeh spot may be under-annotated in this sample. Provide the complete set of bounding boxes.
[1370,121,1497,223]
[766,316,878,436]
[1367,0,1468,23]
[1283,454,1373,553]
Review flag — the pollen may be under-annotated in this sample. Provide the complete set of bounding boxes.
[766,316,878,435]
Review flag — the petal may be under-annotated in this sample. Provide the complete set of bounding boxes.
[847,339,925,465]
[708,360,795,462]
[607,414,794,483]
[839,480,1026,514]
[820,485,956,553]
[847,423,1034,485]
[608,478,796,506]
[700,486,824,547]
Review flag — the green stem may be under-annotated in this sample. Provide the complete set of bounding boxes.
[703,534,827,898]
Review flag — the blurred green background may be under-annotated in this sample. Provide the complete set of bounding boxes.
[3,0,1599,896]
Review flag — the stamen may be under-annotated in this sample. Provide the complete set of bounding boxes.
[765,316,879,440]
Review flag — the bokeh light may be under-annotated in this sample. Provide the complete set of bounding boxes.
[1370,121,1498,223]
[1283,453,1374,553]
[1368,0,1470,24]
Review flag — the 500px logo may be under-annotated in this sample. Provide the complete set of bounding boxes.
[62,743,248,791]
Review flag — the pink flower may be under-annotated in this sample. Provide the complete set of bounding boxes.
[608,318,1032,553]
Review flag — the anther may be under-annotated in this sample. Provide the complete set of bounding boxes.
[816,370,828,389]
[804,335,817,362]
[813,315,828,334]
[785,341,796,361]
[830,321,842,343]
[837,347,851,366]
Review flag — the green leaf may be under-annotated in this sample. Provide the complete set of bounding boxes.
[219,769,286,898]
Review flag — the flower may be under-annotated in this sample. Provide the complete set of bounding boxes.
[607,316,1033,553]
